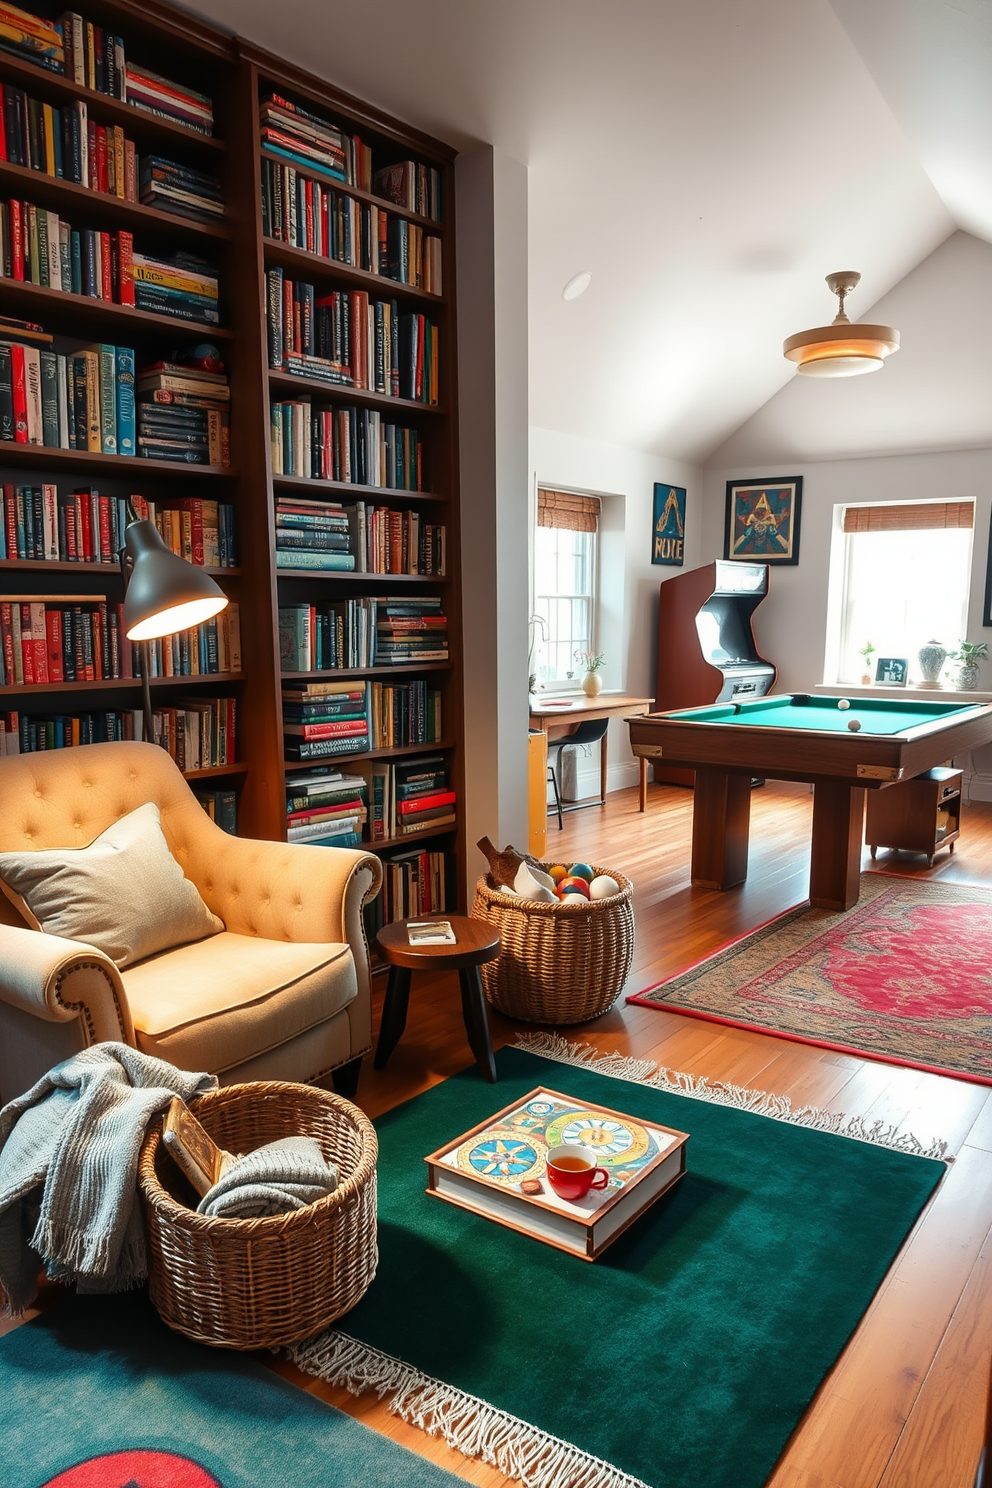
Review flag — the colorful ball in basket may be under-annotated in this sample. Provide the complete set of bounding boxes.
[559,877,591,899]
[548,864,570,884]
[568,863,595,882]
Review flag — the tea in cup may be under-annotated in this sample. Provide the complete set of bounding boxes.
[546,1143,610,1201]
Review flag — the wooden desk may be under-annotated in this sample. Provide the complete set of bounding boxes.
[530,695,653,811]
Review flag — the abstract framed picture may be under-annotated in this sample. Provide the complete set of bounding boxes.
[652,483,686,566]
[724,477,803,565]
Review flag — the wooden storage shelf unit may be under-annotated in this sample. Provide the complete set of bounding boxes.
[866,767,963,866]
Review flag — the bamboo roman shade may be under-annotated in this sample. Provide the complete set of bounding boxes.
[843,501,974,533]
[537,489,601,533]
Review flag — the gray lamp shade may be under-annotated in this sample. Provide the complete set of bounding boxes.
[123,519,228,641]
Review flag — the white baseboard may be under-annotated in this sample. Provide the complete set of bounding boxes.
[559,760,640,800]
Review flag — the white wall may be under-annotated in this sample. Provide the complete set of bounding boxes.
[701,448,992,694]
[530,427,700,793]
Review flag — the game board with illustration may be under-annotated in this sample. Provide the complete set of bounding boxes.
[424,1086,689,1260]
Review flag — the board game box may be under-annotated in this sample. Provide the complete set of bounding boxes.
[424,1086,689,1259]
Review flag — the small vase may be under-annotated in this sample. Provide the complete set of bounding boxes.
[861,672,872,686]
[917,641,947,689]
[957,663,981,692]
[582,670,603,698]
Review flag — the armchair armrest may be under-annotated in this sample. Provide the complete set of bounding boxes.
[0,921,133,1045]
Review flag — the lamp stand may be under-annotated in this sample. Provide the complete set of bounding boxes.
[139,639,154,745]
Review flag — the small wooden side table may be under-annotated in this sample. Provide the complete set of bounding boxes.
[866,766,963,867]
[374,916,502,1083]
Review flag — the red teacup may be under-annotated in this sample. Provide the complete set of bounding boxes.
[545,1143,610,1201]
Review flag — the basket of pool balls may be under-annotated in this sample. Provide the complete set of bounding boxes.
[472,853,634,1024]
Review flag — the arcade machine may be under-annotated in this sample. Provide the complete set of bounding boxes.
[654,560,777,785]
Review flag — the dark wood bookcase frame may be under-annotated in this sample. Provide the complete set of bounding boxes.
[0,1,465,910]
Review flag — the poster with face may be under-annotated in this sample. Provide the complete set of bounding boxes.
[725,478,803,565]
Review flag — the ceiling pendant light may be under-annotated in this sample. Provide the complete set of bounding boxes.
[783,271,899,377]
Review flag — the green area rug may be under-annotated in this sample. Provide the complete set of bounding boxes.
[293,1038,946,1488]
[0,1291,468,1488]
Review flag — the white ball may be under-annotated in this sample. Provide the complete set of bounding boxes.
[589,874,621,900]
[557,893,588,907]
[837,699,850,710]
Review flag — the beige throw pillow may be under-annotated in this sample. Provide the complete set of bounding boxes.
[0,801,223,967]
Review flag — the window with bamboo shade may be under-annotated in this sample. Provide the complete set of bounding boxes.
[534,489,600,685]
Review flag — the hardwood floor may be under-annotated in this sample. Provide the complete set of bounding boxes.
[275,778,992,1488]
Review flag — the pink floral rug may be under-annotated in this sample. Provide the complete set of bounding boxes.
[627,875,992,1083]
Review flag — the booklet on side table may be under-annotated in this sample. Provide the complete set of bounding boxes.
[424,1086,689,1260]
[407,920,457,945]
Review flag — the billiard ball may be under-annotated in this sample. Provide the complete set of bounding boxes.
[837,698,850,711]
[848,719,862,732]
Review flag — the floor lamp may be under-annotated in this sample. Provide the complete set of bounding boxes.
[119,515,229,743]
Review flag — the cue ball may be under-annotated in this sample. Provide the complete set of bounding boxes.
[837,698,850,710]
[847,718,862,732]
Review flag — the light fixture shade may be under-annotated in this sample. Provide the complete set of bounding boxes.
[123,519,228,641]
[783,271,899,378]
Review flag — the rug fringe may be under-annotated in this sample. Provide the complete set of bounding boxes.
[514,1032,951,1161]
[289,1330,650,1488]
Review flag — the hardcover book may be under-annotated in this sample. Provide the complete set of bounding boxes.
[425,1086,689,1260]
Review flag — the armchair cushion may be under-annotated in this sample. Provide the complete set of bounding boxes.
[122,931,356,1074]
[0,802,223,968]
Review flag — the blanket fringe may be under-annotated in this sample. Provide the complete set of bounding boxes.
[513,1032,951,1161]
[289,1330,650,1488]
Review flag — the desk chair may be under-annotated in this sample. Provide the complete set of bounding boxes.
[547,717,610,828]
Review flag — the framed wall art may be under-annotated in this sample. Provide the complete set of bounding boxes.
[724,477,803,565]
[652,483,686,566]
[875,657,908,686]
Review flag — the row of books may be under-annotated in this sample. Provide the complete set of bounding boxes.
[131,249,219,325]
[275,495,442,576]
[358,506,445,577]
[282,677,368,761]
[360,753,454,842]
[0,199,137,300]
[1,483,129,561]
[259,93,440,222]
[261,161,441,293]
[368,678,442,750]
[0,333,137,453]
[266,267,439,405]
[285,765,367,849]
[0,695,235,765]
[278,597,448,672]
[363,846,453,934]
[141,155,222,225]
[0,595,241,684]
[193,784,237,835]
[270,400,423,490]
[1,81,137,197]
[131,494,236,569]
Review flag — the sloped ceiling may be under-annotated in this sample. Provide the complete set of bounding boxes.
[189,0,985,462]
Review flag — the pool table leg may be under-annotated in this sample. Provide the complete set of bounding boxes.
[690,767,752,889]
[810,782,866,910]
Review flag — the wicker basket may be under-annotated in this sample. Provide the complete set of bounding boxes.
[138,1081,377,1351]
[472,864,634,1024]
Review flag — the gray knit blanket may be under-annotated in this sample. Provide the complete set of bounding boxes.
[197,1135,339,1219]
[0,1042,216,1315]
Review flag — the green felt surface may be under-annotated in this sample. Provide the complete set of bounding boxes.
[341,1047,944,1488]
[666,694,974,736]
[0,1291,467,1488]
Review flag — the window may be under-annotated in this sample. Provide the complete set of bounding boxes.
[533,488,600,688]
[833,501,974,685]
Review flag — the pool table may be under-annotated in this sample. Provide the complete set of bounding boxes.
[626,693,992,910]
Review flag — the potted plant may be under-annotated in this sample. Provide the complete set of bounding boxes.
[949,640,988,692]
[858,641,876,686]
[574,649,606,698]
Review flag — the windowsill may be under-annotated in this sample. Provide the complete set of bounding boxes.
[813,682,992,704]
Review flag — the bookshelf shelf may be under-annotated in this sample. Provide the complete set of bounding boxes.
[272,474,445,504]
[0,159,233,242]
[281,663,452,679]
[262,237,444,306]
[366,822,457,852]
[0,276,234,341]
[275,569,448,584]
[0,446,234,477]
[0,559,240,575]
[268,369,445,418]
[0,670,244,698]
[258,148,445,235]
[284,737,452,770]
[183,763,247,780]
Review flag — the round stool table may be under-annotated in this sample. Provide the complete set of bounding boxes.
[374,915,501,1083]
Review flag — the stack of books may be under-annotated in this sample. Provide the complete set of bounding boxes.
[132,250,219,325]
[60,12,126,94]
[135,358,230,466]
[359,753,453,842]
[193,786,237,834]
[0,3,63,72]
[125,65,213,137]
[270,399,423,490]
[1,484,131,562]
[260,93,347,183]
[275,495,355,572]
[282,677,370,762]
[0,331,137,456]
[368,678,442,749]
[131,494,236,568]
[364,845,452,935]
[0,83,137,197]
[376,596,448,664]
[139,156,224,226]
[285,766,368,848]
[373,161,442,223]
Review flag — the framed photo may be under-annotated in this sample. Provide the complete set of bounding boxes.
[724,477,803,565]
[875,657,908,686]
[652,483,686,566]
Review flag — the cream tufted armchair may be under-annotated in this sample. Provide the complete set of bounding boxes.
[0,741,383,1105]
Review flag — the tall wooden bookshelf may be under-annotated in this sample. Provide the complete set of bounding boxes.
[0,0,464,919]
